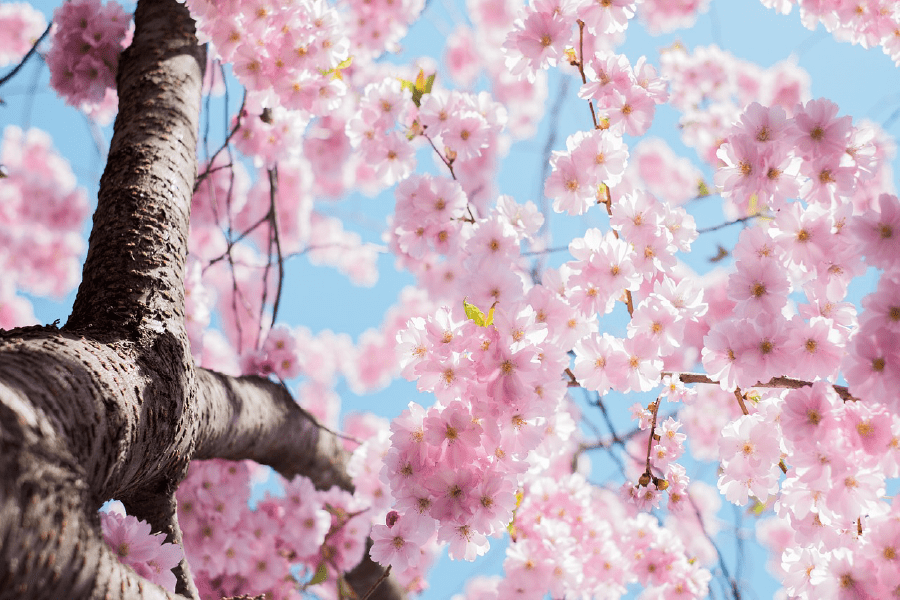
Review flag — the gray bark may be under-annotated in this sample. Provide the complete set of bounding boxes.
[0,0,403,598]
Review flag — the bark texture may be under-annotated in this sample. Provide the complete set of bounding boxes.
[0,0,402,598]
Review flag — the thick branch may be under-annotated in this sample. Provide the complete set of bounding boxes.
[192,370,404,599]
[66,0,205,338]
[0,327,188,599]
[193,370,352,491]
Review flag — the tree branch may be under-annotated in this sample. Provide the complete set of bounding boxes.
[665,371,856,402]
[66,0,205,339]
[193,370,353,491]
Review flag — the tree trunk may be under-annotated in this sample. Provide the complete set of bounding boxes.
[0,0,402,598]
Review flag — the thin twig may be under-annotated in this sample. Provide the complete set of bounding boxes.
[571,391,635,476]
[565,367,579,387]
[575,20,599,130]
[642,399,660,481]
[664,371,856,402]
[266,167,285,326]
[697,215,758,234]
[202,214,272,271]
[361,565,392,600]
[691,497,742,600]
[521,245,569,257]
[194,91,246,192]
[733,389,749,416]
[597,185,634,316]
[423,132,456,180]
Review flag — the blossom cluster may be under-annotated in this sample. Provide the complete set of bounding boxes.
[180,0,349,113]
[698,99,900,416]
[342,0,426,57]
[760,0,900,66]
[503,0,637,80]
[232,102,311,168]
[174,12,900,600]
[442,0,552,139]
[660,44,811,164]
[0,126,88,301]
[175,459,376,599]
[701,225,847,392]
[544,128,629,215]
[637,0,710,34]
[45,0,130,116]
[503,474,711,599]
[100,507,184,593]
[715,99,890,216]
[715,382,900,598]
[384,300,574,564]
[579,52,669,136]
[0,1,46,67]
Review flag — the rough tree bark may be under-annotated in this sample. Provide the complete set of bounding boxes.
[0,0,403,598]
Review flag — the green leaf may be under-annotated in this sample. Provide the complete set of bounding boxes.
[697,179,709,197]
[415,69,427,92]
[749,498,767,516]
[747,193,760,216]
[463,297,488,327]
[507,520,518,541]
[506,490,523,541]
[336,56,353,71]
[484,303,496,327]
[405,69,436,108]
[320,56,354,80]
[462,298,496,327]
[309,562,328,586]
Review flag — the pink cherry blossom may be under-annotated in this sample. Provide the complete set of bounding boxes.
[46,0,130,109]
[101,510,184,593]
[0,2,47,67]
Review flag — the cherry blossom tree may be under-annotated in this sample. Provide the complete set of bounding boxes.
[1,0,900,599]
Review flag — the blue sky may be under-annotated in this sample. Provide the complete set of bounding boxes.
[5,0,900,598]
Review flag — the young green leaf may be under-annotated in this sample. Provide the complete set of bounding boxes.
[462,298,497,327]
[309,562,328,586]
[485,302,496,327]
[463,297,488,327]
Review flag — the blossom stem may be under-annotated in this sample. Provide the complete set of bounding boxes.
[575,20,599,130]
[598,185,634,316]
[733,389,749,416]
[423,132,457,180]
[642,399,660,482]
